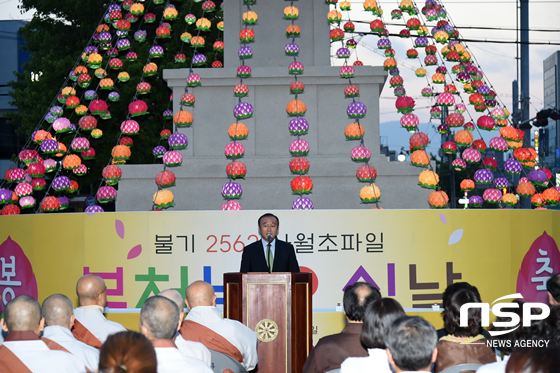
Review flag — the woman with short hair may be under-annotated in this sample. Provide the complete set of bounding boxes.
[435,288,496,372]
[340,297,406,373]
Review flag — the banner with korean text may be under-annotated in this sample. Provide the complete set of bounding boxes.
[0,210,559,343]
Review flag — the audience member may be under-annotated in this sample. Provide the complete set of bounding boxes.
[42,293,100,371]
[476,301,538,373]
[139,296,213,373]
[437,282,483,339]
[546,274,560,306]
[158,289,212,366]
[303,281,381,373]
[529,305,560,346]
[505,345,560,373]
[385,316,438,373]
[435,288,496,372]
[73,274,127,348]
[99,331,157,373]
[340,297,406,373]
[181,281,258,371]
[0,295,85,373]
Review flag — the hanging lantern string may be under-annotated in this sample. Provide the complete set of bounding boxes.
[223,1,253,210]
[34,25,125,213]
[338,2,380,207]
[151,6,208,210]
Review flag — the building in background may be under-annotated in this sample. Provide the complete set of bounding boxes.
[542,51,560,181]
[0,20,29,179]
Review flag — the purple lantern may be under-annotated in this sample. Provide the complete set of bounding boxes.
[474,169,494,185]
[528,170,548,187]
[504,158,522,175]
[222,182,243,199]
[153,145,166,158]
[233,102,254,119]
[347,102,367,118]
[168,133,188,150]
[52,176,71,192]
[85,205,104,214]
[238,46,253,59]
[285,43,299,56]
[469,195,483,208]
[493,177,509,189]
[289,118,309,135]
[292,197,314,210]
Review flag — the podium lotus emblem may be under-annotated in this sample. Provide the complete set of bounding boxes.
[256,319,278,343]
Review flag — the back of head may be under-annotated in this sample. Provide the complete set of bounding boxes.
[4,295,42,332]
[529,305,560,346]
[185,281,216,309]
[140,296,179,340]
[441,282,481,310]
[343,282,382,322]
[361,297,406,349]
[506,345,560,373]
[547,274,560,305]
[158,289,184,311]
[489,300,541,355]
[443,288,482,337]
[76,274,107,306]
[386,316,438,372]
[42,294,74,327]
[99,331,157,373]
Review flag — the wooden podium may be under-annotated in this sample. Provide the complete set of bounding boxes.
[223,273,312,373]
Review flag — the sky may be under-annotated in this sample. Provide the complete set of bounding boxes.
[1,0,560,156]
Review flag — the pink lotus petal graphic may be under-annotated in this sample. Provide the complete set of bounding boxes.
[127,244,142,260]
[516,231,560,303]
[115,220,125,239]
[439,213,447,225]
[448,229,463,245]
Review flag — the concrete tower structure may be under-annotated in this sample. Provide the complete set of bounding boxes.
[116,1,431,211]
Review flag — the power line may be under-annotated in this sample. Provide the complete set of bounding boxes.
[348,20,560,33]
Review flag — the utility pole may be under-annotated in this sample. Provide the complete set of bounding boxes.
[519,0,532,209]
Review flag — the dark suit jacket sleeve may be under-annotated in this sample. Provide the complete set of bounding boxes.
[240,243,252,272]
[287,242,300,273]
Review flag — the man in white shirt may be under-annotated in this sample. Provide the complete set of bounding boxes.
[73,274,127,348]
[42,293,100,371]
[139,295,213,373]
[159,288,212,366]
[180,280,258,371]
[385,316,438,373]
[0,295,85,373]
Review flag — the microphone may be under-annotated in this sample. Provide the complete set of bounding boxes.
[267,233,273,243]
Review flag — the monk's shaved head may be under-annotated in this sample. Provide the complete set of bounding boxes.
[42,294,74,327]
[76,274,106,306]
[4,295,42,332]
[159,289,184,311]
[140,296,179,340]
[185,281,215,308]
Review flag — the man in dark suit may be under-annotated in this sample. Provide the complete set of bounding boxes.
[240,213,300,273]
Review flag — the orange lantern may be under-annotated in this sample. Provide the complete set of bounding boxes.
[428,191,449,208]
[286,99,307,116]
[55,142,67,157]
[418,170,439,189]
[531,193,544,207]
[196,17,212,30]
[99,78,114,90]
[41,196,60,212]
[432,73,445,84]
[143,62,158,76]
[410,150,430,167]
[112,145,132,161]
[190,36,205,48]
[153,190,174,209]
[286,25,301,37]
[516,181,536,197]
[542,188,560,205]
[503,193,518,206]
[383,58,397,70]
[460,179,475,192]
[242,11,258,24]
[228,123,248,139]
[454,130,473,146]
[34,130,52,144]
[155,170,176,187]
[345,123,365,139]
[174,110,194,127]
[360,184,381,203]
[62,154,82,170]
[326,9,341,22]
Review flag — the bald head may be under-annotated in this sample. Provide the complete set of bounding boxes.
[185,281,216,309]
[3,295,42,333]
[140,296,179,340]
[76,274,107,307]
[42,294,74,328]
[159,289,184,311]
